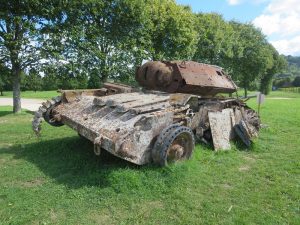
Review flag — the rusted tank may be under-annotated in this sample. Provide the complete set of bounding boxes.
[32,61,260,166]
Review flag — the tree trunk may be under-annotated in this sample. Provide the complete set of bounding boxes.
[244,88,247,97]
[0,90,3,96]
[101,70,109,83]
[12,67,21,113]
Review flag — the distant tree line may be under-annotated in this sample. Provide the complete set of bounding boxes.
[0,0,287,112]
[273,56,300,88]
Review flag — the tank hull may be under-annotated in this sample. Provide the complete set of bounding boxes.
[53,92,174,165]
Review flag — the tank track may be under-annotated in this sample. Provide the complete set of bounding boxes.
[32,96,62,136]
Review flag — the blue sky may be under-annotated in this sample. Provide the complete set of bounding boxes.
[176,0,267,22]
[176,0,300,56]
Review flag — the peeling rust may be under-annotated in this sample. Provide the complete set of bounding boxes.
[34,61,260,165]
[136,61,237,95]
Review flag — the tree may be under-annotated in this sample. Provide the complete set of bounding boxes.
[0,77,4,96]
[43,0,148,86]
[0,64,10,95]
[88,69,102,89]
[0,1,63,112]
[293,76,300,87]
[42,66,59,91]
[193,13,234,66]
[227,22,272,96]
[283,55,300,78]
[273,77,292,88]
[24,69,43,92]
[259,45,287,94]
[145,0,198,60]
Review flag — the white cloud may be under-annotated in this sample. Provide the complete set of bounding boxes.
[271,35,300,55]
[253,0,300,55]
[227,0,242,5]
[253,2,300,37]
[227,0,270,6]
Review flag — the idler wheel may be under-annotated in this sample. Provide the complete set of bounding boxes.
[43,101,64,127]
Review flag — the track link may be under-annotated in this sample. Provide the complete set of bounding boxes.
[32,96,62,136]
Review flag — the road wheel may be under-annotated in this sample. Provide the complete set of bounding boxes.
[152,125,195,166]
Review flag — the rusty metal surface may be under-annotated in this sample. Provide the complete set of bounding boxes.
[136,61,237,96]
[208,109,234,151]
[175,61,237,95]
[103,82,134,93]
[33,61,261,166]
[34,89,260,165]
[53,92,176,165]
[60,82,134,103]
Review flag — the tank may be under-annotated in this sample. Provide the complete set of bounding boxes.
[32,61,260,166]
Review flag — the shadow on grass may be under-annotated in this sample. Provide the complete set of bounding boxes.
[0,111,13,117]
[0,133,250,190]
[0,109,33,117]
[0,136,180,189]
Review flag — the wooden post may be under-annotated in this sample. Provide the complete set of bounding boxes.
[256,92,265,116]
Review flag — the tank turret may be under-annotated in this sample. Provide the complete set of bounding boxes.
[136,61,237,96]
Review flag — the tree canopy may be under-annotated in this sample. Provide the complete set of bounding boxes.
[0,0,65,112]
[0,0,288,112]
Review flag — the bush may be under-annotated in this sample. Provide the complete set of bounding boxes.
[292,76,300,87]
[279,87,300,93]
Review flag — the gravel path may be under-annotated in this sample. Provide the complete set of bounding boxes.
[0,98,45,112]
[0,96,293,112]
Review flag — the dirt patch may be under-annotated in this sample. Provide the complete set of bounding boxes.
[221,183,233,189]
[136,200,164,219]
[50,209,57,221]
[49,209,66,222]
[21,178,45,188]
[243,155,256,162]
[238,165,251,172]
[89,209,115,225]
[143,200,164,209]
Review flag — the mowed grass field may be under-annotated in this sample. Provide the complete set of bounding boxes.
[0,90,58,99]
[0,91,299,225]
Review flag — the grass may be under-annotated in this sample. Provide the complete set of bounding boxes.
[0,90,58,99]
[0,89,298,100]
[0,93,299,225]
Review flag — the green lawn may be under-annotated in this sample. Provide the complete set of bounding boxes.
[1,89,299,100]
[0,90,58,99]
[0,93,299,224]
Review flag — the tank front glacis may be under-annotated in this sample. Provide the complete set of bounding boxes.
[136,61,237,96]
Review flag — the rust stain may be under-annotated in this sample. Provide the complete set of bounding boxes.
[34,61,260,166]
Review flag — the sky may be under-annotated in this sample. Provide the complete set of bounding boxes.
[176,0,300,56]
